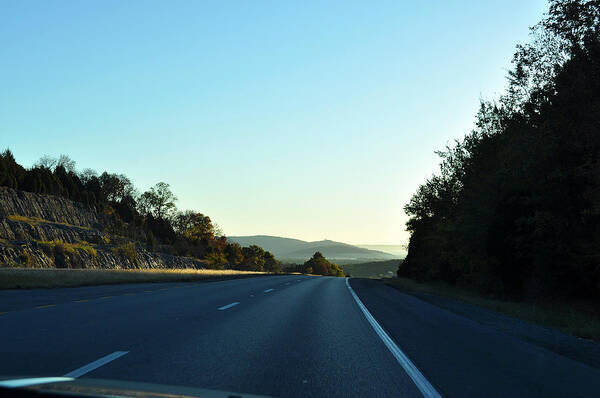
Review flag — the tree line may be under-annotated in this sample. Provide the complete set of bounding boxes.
[399,0,600,301]
[0,151,280,272]
[284,252,345,277]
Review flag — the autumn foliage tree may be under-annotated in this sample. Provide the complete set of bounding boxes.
[0,150,283,271]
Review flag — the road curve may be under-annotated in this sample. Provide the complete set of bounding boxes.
[0,275,599,397]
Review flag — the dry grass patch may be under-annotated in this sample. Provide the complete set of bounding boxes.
[37,239,97,257]
[8,215,91,230]
[8,215,47,225]
[385,277,600,341]
[0,268,269,289]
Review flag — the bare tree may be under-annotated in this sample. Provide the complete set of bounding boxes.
[213,223,225,238]
[34,155,57,170]
[56,154,76,173]
[79,168,98,183]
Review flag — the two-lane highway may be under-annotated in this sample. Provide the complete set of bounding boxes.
[1,275,599,397]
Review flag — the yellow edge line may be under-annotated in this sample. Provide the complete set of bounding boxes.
[35,304,56,309]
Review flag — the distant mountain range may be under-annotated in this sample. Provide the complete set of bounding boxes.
[227,235,401,263]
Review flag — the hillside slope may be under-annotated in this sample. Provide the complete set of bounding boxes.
[228,235,398,263]
[226,235,306,257]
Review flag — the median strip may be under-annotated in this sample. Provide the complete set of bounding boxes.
[218,302,240,311]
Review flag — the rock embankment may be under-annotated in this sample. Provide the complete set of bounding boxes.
[0,187,206,270]
[0,187,104,228]
[0,243,205,270]
[0,218,104,243]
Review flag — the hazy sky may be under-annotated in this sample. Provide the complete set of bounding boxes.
[1,0,548,245]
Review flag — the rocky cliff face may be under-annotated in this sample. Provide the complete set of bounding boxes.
[0,217,104,244]
[0,187,205,270]
[0,187,104,228]
[0,242,206,270]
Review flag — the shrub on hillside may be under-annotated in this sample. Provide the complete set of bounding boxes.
[112,242,138,267]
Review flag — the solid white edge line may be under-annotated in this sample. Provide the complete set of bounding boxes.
[263,288,274,293]
[0,377,74,388]
[218,302,240,310]
[63,351,129,378]
[345,278,442,398]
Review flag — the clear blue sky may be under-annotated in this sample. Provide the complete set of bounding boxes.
[1,0,548,245]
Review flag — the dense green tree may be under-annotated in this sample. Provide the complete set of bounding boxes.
[137,182,177,219]
[241,245,266,271]
[205,250,228,269]
[301,252,344,276]
[0,150,25,188]
[99,172,135,202]
[263,251,281,273]
[400,0,600,300]
[115,195,138,223]
[173,210,215,241]
[224,242,244,266]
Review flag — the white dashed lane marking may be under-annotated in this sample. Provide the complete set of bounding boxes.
[218,302,240,310]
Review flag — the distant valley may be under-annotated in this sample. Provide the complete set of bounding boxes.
[227,235,402,264]
[355,245,406,258]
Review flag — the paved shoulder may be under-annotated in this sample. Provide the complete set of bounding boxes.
[350,278,600,398]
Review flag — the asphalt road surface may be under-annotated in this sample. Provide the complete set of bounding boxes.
[0,275,599,397]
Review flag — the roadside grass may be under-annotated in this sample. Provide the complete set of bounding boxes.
[0,268,269,289]
[384,277,600,341]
